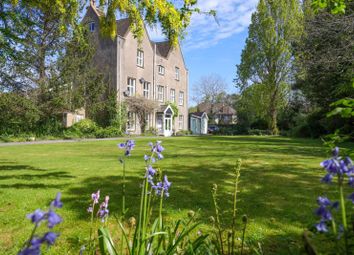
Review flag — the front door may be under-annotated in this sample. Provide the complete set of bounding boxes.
[164,115,173,137]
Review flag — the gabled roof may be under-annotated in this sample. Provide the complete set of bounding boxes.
[198,103,236,115]
[190,112,208,119]
[155,41,172,58]
[116,18,131,37]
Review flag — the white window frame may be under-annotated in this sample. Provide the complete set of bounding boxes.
[170,89,175,103]
[143,82,150,99]
[178,115,183,130]
[178,91,184,106]
[158,65,165,75]
[89,22,95,32]
[127,112,135,130]
[137,49,144,67]
[127,78,136,96]
[175,67,180,81]
[157,85,164,102]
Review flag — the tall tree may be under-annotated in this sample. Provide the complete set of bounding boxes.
[193,74,228,121]
[235,0,303,134]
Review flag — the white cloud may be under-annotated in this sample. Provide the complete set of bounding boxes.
[182,0,258,50]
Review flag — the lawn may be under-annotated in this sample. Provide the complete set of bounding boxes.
[0,136,352,254]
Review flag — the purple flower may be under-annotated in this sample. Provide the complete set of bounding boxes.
[315,206,332,220]
[144,155,149,161]
[18,246,41,255]
[51,192,63,208]
[42,232,58,245]
[97,196,109,222]
[147,165,156,176]
[91,190,100,204]
[87,206,93,213]
[332,147,339,157]
[47,210,62,228]
[349,177,354,187]
[316,221,328,232]
[118,140,135,156]
[321,173,333,183]
[152,175,172,197]
[27,209,45,224]
[317,196,331,207]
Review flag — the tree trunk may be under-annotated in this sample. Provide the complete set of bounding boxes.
[269,89,279,135]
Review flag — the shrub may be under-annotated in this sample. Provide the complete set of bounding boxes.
[0,93,40,135]
[95,127,122,138]
[247,129,271,136]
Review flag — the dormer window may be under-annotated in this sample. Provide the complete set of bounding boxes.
[89,22,95,32]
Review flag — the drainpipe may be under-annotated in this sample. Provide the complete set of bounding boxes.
[153,43,156,129]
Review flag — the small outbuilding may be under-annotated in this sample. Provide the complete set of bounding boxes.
[189,112,208,135]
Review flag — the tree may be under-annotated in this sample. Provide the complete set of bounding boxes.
[235,0,303,135]
[193,74,229,122]
[125,96,158,133]
[295,2,353,110]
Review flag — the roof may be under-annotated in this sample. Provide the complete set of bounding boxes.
[88,4,178,59]
[155,41,172,58]
[156,105,174,115]
[116,18,131,37]
[190,112,208,119]
[198,103,236,115]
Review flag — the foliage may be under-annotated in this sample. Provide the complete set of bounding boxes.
[166,101,179,120]
[192,74,228,106]
[312,0,351,14]
[295,3,354,111]
[236,0,303,135]
[94,0,215,46]
[0,92,40,135]
[176,130,192,136]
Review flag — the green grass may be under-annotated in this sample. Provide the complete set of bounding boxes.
[0,136,352,254]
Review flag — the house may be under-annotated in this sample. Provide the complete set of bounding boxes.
[197,103,237,125]
[189,112,208,135]
[81,1,189,136]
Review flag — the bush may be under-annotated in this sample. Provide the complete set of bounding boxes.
[95,126,123,138]
[0,93,40,135]
[247,129,271,136]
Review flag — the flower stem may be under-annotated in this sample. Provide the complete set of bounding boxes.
[231,159,241,255]
[339,183,349,254]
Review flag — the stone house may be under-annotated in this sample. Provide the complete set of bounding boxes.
[197,102,237,125]
[81,2,189,136]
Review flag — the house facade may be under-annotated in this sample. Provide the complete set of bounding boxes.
[189,112,208,135]
[82,2,189,136]
[198,102,237,125]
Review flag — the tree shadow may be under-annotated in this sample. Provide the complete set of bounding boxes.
[0,171,75,180]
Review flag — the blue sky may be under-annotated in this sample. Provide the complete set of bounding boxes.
[148,0,258,105]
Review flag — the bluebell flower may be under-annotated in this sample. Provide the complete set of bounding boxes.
[320,147,354,182]
[51,192,63,208]
[315,206,332,220]
[147,165,156,176]
[97,196,109,222]
[349,177,354,187]
[91,190,100,204]
[42,232,58,245]
[316,220,328,232]
[118,140,135,156]
[47,210,62,228]
[27,209,45,224]
[317,196,331,206]
[18,246,41,255]
[153,175,172,197]
[144,155,149,161]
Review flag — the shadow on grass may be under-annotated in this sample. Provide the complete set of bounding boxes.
[0,164,47,171]
[0,171,74,180]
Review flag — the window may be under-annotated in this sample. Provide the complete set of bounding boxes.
[127,112,135,130]
[178,115,183,130]
[143,82,150,99]
[137,49,144,67]
[170,89,175,103]
[145,113,151,129]
[158,65,165,75]
[175,67,180,80]
[127,78,136,96]
[178,91,184,106]
[89,22,95,32]
[157,85,164,102]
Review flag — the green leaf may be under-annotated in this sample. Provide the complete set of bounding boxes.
[98,227,118,255]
